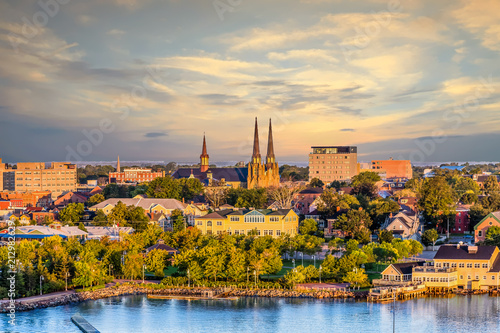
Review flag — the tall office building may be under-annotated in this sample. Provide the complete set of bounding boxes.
[308,146,357,183]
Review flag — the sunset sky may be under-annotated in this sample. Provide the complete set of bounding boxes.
[0,0,499,164]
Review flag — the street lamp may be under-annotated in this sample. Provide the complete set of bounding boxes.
[247,267,249,285]
[292,259,295,269]
[300,252,304,267]
[313,255,316,268]
[254,270,257,287]
[142,265,145,283]
[40,276,44,296]
[109,264,113,277]
[319,266,322,284]
[187,268,190,288]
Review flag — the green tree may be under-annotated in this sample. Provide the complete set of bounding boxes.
[59,203,85,224]
[87,193,105,207]
[178,178,204,200]
[309,178,324,188]
[378,229,394,243]
[343,268,369,289]
[107,201,128,225]
[351,171,381,187]
[78,222,87,233]
[483,175,500,195]
[123,253,144,279]
[316,189,360,218]
[421,229,439,247]
[234,188,268,209]
[418,177,455,227]
[453,177,480,204]
[486,226,500,240]
[336,209,372,242]
[368,198,400,228]
[146,177,181,199]
[93,210,109,226]
[299,218,318,235]
[145,249,168,277]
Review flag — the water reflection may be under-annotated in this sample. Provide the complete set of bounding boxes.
[8,295,500,333]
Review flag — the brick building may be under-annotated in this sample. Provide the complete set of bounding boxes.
[370,158,412,179]
[308,146,357,183]
[109,168,165,184]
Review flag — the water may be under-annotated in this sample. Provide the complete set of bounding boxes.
[4,295,500,333]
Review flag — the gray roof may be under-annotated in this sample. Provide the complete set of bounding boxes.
[434,245,497,260]
[91,198,187,211]
[171,167,248,183]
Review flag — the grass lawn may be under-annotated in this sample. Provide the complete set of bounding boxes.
[367,273,382,282]
[144,266,179,278]
[282,259,323,268]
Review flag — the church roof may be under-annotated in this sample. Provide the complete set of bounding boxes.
[171,167,248,183]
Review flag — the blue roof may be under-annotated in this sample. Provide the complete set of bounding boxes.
[439,166,465,171]
[0,234,68,239]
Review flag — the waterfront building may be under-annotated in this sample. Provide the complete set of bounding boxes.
[374,262,425,286]
[194,208,299,237]
[474,211,500,243]
[308,146,357,183]
[171,118,280,189]
[0,224,87,241]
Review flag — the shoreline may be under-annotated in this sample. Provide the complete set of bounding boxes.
[1,283,498,313]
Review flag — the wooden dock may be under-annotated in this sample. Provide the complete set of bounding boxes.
[71,313,100,333]
[368,284,427,302]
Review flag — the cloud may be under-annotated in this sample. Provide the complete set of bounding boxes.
[144,132,168,138]
[340,128,355,132]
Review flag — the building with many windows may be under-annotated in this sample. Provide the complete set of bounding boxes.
[0,159,77,197]
[109,168,165,184]
[308,146,357,183]
[194,208,299,237]
[370,158,412,179]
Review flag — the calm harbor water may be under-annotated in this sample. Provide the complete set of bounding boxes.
[5,294,500,333]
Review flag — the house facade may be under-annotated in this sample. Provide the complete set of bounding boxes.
[474,211,500,243]
[194,208,299,237]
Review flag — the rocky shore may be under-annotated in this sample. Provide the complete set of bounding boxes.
[0,284,365,313]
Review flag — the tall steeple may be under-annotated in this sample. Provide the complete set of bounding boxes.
[251,117,261,164]
[266,118,275,166]
[116,155,120,172]
[200,133,209,172]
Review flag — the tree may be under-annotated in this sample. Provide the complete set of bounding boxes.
[421,229,439,247]
[299,219,318,235]
[486,226,500,240]
[336,209,372,242]
[453,177,480,204]
[351,171,381,187]
[351,183,379,200]
[368,198,400,228]
[233,188,268,209]
[59,203,85,224]
[309,178,324,188]
[283,269,305,287]
[78,223,87,233]
[145,249,168,277]
[93,210,109,226]
[123,253,144,279]
[418,177,455,226]
[316,189,359,218]
[107,201,128,225]
[87,193,105,207]
[268,183,304,209]
[178,178,204,201]
[343,268,369,289]
[483,175,500,195]
[146,177,181,200]
[378,229,394,243]
[204,181,229,209]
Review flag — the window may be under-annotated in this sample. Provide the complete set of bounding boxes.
[459,263,465,268]
[207,221,212,226]
[460,275,463,280]
[475,275,479,280]
[483,276,487,280]
[482,263,488,268]
[276,230,281,236]
[493,276,496,280]
[230,216,239,222]
[451,263,457,268]
[217,221,222,226]
[217,231,222,235]
[234,230,240,235]
[197,221,202,226]
[269,230,273,236]
[467,263,472,268]
[478,231,482,237]
[467,275,471,280]
[475,263,480,268]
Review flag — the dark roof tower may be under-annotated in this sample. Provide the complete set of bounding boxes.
[266,118,275,165]
[200,133,209,173]
[251,117,261,164]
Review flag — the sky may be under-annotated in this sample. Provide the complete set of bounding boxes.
[0,0,499,164]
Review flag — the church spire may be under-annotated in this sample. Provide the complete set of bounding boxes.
[116,155,120,172]
[200,133,209,172]
[251,117,261,164]
[266,118,275,165]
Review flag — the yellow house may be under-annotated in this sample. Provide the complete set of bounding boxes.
[194,208,299,237]
[374,262,425,286]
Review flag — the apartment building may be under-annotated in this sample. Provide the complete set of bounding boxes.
[194,208,299,237]
[0,159,77,197]
[308,146,357,183]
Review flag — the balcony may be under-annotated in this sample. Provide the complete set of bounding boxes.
[413,267,457,273]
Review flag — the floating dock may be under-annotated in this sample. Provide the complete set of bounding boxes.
[71,313,100,333]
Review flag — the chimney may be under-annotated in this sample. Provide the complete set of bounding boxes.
[467,246,478,254]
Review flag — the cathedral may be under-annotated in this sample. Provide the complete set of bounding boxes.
[171,118,280,189]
